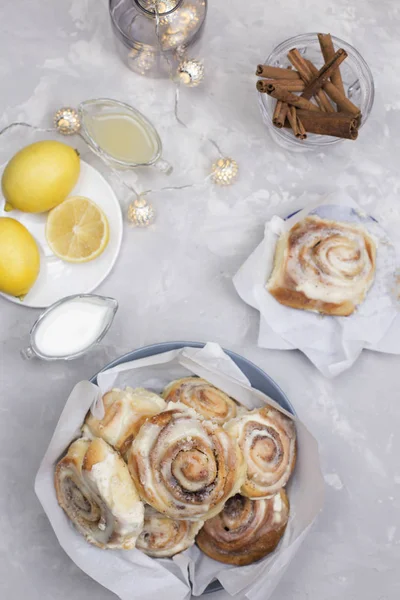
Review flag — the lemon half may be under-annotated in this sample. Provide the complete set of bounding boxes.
[46,196,109,263]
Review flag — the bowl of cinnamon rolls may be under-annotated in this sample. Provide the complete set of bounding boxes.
[36,343,324,598]
[54,376,297,567]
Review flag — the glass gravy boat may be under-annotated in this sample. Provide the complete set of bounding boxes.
[21,294,118,361]
[78,98,172,174]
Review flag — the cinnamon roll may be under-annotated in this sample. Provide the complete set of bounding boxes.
[55,437,144,549]
[267,215,377,316]
[196,490,289,565]
[225,406,296,498]
[136,505,203,558]
[128,403,246,520]
[163,377,238,425]
[83,387,166,459]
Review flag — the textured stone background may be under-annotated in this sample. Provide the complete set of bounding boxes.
[0,1,399,598]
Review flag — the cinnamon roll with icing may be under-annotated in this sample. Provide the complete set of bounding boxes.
[267,215,377,316]
[225,406,296,498]
[128,403,246,520]
[55,437,144,549]
[136,505,203,558]
[163,377,238,425]
[196,490,289,565]
[83,387,166,459]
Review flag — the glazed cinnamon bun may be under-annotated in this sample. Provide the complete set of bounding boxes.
[225,406,296,499]
[83,387,166,459]
[55,437,144,549]
[196,490,289,565]
[128,403,246,520]
[163,377,238,425]
[267,215,377,316]
[136,505,203,558]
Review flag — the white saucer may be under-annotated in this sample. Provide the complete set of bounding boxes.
[0,160,123,309]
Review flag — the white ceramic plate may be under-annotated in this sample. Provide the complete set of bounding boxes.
[0,160,123,308]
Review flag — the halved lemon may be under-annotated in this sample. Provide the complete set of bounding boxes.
[46,196,109,263]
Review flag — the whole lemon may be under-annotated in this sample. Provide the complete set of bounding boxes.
[1,140,80,213]
[0,217,40,297]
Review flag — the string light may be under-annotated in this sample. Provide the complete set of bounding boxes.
[136,0,181,14]
[53,109,157,227]
[0,0,238,235]
[152,2,239,186]
[128,47,156,75]
[211,158,239,186]
[177,58,204,86]
[127,196,155,226]
[54,108,81,135]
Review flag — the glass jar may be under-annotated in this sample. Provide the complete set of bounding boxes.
[109,0,207,78]
[258,33,374,151]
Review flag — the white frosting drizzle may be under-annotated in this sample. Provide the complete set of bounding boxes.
[270,216,376,307]
[273,492,283,524]
[225,408,295,498]
[163,378,237,424]
[130,405,245,520]
[88,452,144,538]
[84,388,166,452]
[56,438,144,549]
[136,506,203,557]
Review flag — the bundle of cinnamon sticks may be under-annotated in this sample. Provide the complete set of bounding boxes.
[256,33,361,141]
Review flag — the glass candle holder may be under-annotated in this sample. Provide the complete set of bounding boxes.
[109,0,207,78]
[258,33,374,151]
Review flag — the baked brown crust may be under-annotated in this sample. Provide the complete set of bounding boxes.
[128,403,246,520]
[136,505,203,558]
[83,387,166,459]
[163,377,238,425]
[267,215,376,316]
[55,437,144,549]
[225,406,296,499]
[196,490,289,565]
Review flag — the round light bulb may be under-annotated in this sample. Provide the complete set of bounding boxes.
[211,157,239,186]
[127,197,155,227]
[54,107,81,135]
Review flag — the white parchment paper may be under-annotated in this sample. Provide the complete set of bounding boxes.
[35,343,324,600]
[233,193,400,378]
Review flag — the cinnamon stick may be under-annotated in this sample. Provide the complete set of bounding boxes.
[301,48,348,100]
[287,48,334,113]
[318,33,346,97]
[256,64,301,80]
[287,48,314,79]
[272,100,289,128]
[258,82,320,112]
[297,115,307,139]
[273,100,283,125]
[286,106,307,139]
[305,59,361,117]
[284,109,359,140]
[256,79,305,92]
[286,105,299,136]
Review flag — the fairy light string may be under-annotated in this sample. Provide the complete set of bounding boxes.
[125,0,238,224]
[0,2,238,227]
[0,118,209,228]
[156,2,239,189]
[0,122,54,137]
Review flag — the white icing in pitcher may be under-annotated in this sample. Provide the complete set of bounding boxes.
[22,294,118,360]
